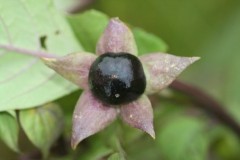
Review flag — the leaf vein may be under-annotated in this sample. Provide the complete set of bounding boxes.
[0,14,13,44]
[1,73,56,107]
[18,0,41,49]
[0,58,39,84]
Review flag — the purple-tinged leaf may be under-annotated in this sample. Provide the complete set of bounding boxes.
[96,18,138,56]
[120,95,155,138]
[140,53,200,94]
[72,90,118,149]
[43,52,96,90]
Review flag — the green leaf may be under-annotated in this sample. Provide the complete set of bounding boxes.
[108,153,125,160]
[157,117,209,160]
[133,28,168,54]
[67,9,168,55]
[67,9,109,52]
[77,122,119,160]
[19,103,64,157]
[124,134,161,160]
[215,133,240,160]
[0,112,19,152]
[79,146,113,160]
[0,0,83,111]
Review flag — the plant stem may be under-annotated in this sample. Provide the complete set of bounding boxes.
[0,44,58,58]
[170,80,240,136]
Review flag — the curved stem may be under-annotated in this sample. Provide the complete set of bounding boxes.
[0,44,59,58]
[170,80,240,136]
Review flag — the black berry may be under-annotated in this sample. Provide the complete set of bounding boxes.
[88,52,146,105]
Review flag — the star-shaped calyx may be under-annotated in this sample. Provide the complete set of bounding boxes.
[43,18,199,149]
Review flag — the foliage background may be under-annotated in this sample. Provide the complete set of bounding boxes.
[0,0,240,159]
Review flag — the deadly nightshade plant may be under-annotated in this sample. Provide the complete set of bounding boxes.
[43,18,199,149]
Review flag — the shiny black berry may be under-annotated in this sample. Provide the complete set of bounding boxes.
[88,52,146,105]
